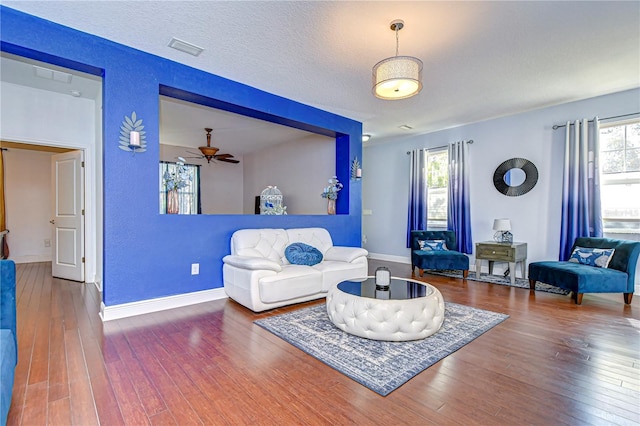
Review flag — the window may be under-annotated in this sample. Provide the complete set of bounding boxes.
[159,161,201,214]
[599,120,640,239]
[426,149,449,229]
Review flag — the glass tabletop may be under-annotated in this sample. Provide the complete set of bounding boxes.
[337,277,433,300]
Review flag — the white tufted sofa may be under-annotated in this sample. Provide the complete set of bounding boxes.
[326,279,445,341]
[223,228,368,312]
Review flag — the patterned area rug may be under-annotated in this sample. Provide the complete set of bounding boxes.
[255,303,508,396]
[425,270,570,295]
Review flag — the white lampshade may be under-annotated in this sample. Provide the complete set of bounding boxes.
[372,56,423,100]
[493,219,511,231]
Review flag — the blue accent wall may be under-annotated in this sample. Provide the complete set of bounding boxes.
[1,7,363,306]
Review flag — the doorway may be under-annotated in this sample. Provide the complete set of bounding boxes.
[0,143,88,282]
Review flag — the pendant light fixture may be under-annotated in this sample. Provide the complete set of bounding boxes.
[372,19,423,100]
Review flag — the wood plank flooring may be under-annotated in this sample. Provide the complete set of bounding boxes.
[6,260,640,425]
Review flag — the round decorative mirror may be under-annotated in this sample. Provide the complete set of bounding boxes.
[493,158,538,197]
[503,168,526,186]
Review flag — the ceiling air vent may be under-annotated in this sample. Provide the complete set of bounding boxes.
[33,65,72,83]
[168,38,204,57]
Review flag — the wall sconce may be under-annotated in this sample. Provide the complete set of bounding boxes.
[493,218,513,243]
[118,111,147,154]
[351,157,362,180]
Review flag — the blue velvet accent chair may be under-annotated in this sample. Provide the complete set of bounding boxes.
[410,230,470,278]
[529,237,640,305]
[1,259,17,425]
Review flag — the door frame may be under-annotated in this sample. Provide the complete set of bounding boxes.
[6,139,102,290]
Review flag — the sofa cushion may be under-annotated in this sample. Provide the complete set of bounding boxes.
[259,266,323,303]
[312,260,368,292]
[230,228,289,264]
[285,243,323,266]
[418,239,448,251]
[568,246,615,268]
[286,228,334,254]
[411,230,457,253]
[412,250,469,271]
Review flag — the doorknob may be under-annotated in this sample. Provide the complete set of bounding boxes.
[49,220,55,224]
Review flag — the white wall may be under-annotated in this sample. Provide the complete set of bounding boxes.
[0,81,101,282]
[3,148,53,263]
[0,82,95,145]
[363,88,640,276]
[160,144,244,214]
[243,134,335,215]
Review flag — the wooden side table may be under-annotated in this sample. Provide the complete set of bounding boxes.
[475,241,527,285]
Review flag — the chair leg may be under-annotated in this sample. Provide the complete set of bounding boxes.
[528,279,536,291]
[575,293,583,305]
[462,270,468,279]
[624,293,633,304]
[418,268,424,277]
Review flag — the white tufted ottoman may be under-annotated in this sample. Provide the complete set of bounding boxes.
[326,277,445,341]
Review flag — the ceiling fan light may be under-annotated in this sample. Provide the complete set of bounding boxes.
[372,56,423,100]
[199,146,219,157]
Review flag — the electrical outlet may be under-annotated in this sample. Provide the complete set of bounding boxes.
[44,239,51,248]
[191,263,199,275]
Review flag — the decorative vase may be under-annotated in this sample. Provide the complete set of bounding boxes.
[167,189,179,214]
[327,199,336,215]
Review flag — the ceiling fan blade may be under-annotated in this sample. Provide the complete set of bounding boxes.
[218,158,240,164]
[214,153,234,159]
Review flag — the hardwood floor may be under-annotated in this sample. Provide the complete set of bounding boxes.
[6,260,640,425]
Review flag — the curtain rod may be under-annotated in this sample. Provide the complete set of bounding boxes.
[406,140,473,155]
[552,112,640,130]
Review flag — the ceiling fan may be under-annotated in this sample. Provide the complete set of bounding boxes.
[185,128,240,164]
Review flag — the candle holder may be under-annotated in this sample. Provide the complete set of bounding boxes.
[118,111,147,154]
[375,266,390,289]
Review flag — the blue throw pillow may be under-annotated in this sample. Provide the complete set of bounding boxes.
[418,239,448,251]
[568,246,615,268]
[285,243,323,266]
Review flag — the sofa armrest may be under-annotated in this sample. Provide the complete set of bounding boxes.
[0,259,17,357]
[222,255,282,272]
[324,246,368,263]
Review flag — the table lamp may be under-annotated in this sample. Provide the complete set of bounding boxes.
[493,218,513,243]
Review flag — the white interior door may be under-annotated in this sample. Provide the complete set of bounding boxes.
[51,150,84,282]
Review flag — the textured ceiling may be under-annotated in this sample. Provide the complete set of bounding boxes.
[2,1,639,146]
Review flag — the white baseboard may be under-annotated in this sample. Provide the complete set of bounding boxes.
[100,287,228,321]
[368,252,411,264]
[11,254,52,264]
